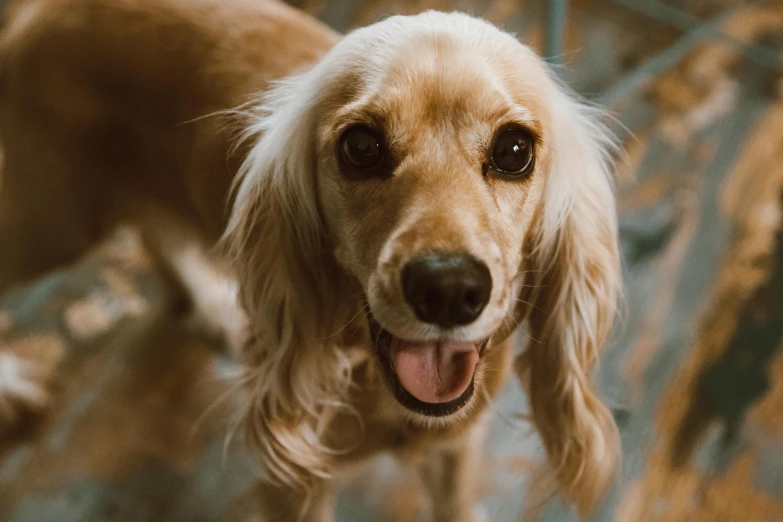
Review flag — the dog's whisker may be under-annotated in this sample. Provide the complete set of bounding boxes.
[502,317,512,337]
[318,302,369,340]
[507,313,523,331]
[516,327,543,346]
[512,269,541,279]
[513,297,549,316]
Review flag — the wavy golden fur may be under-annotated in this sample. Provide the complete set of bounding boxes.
[0,0,621,519]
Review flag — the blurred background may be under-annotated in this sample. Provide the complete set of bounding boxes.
[1,0,782,520]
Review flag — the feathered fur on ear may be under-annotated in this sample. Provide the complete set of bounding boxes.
[516,75,622,515]
[222,71,356,496]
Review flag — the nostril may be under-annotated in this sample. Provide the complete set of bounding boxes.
[463,288,481,310]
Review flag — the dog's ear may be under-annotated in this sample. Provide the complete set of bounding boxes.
[223,72,354,493]
[516,76,622,515]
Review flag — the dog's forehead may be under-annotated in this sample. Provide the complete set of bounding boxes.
[378,38,512,117]
[321,17,549,139]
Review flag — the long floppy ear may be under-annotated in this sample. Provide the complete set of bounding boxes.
[516,76,622,515]
[222,71,355,494]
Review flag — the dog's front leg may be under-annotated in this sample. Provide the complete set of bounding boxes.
[418,417,489,522]
[237,479,335,522]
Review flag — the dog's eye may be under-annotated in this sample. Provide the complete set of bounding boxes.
[490,128,535,175]
[340,125,385,171]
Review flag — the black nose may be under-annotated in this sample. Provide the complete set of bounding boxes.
[401,253,492,328]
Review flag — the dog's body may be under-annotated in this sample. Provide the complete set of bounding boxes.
[0,1,622,520]
[0,0,336,338]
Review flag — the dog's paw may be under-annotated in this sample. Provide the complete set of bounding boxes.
[186,279,249,358]
[0,352,50,434]
[472,506,489,522]
[435,505,489,522]
[185,303,248,359]
[168,247,249,358]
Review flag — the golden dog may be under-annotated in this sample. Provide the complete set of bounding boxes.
[0,0,622,519]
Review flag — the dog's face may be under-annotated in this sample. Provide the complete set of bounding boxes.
[229,10,620,505]
[311,15,554,419]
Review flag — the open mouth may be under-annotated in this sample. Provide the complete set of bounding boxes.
[368,315,486,417]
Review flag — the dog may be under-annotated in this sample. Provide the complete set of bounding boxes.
[0,0,622,519]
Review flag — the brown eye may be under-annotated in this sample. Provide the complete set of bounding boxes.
[490,128,535,175]
[340,125,385,171]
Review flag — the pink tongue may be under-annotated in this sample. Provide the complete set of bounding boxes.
[390,339,479,404]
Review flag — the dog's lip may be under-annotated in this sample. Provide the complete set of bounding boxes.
[367,314,488,417]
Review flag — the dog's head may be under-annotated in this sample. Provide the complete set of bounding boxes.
[227,11,620,513]
[316,16,555,420]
